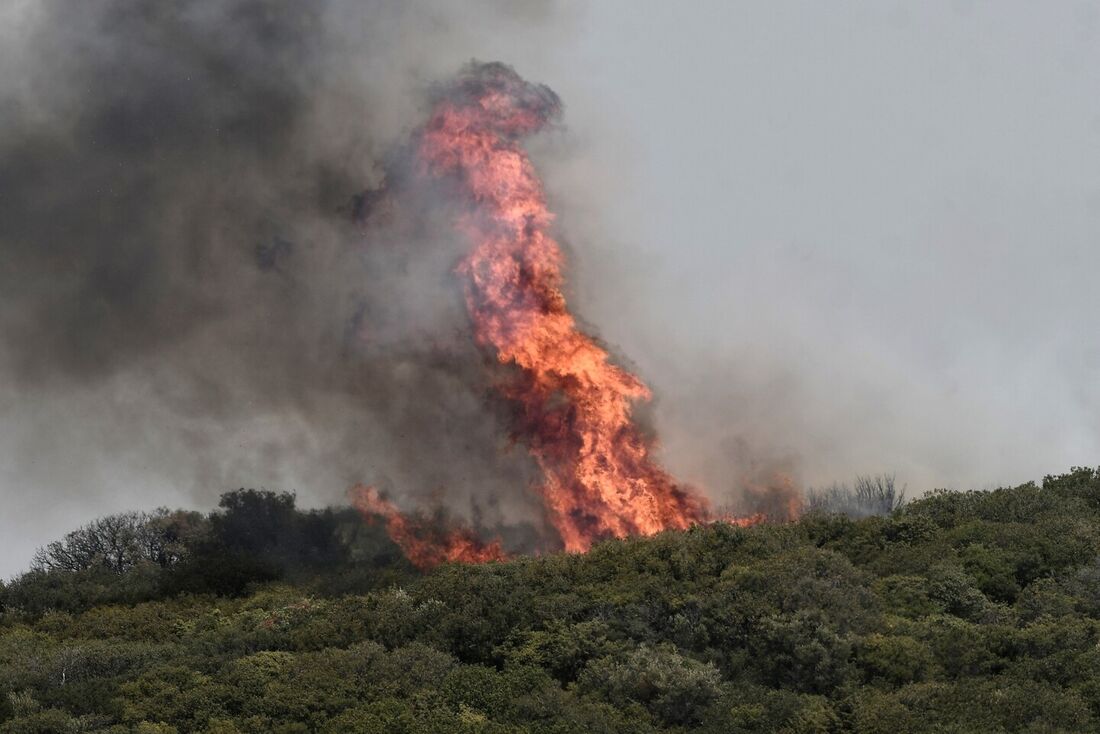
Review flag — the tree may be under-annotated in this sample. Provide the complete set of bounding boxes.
[211,490,298,556]
[30,510,201,575]
[578,644,723,726]
[806,475,906,518]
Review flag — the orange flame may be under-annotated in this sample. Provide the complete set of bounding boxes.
[348,484,506,570]
[352,64,787,567]
[739,471,803,523]
[414,64,712,553]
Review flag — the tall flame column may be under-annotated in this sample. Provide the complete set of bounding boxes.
[417,63,710,552]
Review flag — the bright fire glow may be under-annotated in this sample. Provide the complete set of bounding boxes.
[353,64,781,568]
[349,484,506,570]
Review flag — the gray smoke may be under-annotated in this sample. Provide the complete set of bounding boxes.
[12,2,1088,580]
[0,0,578,577]
[543,2,1100,506]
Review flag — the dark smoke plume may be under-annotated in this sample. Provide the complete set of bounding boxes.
[0,1,570,565]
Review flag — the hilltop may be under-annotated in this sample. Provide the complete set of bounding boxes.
[2,468,1100,733]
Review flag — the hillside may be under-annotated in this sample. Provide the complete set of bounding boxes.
[3,468,1100,733]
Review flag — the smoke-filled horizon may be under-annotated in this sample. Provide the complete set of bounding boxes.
[2,1,1098,578]
[559,2,1100,503]
[0,0,580,579]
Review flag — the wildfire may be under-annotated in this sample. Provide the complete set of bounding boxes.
[348,485,506,570]
[416,62,713,553]
[353,63,782,568]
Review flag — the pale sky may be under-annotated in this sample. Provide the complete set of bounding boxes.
[552,1,1100,499]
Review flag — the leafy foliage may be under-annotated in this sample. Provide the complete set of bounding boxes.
[2,468,1100,732]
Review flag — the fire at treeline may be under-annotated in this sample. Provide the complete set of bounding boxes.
[341,63,806,569]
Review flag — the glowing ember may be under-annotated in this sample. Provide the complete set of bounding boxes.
[723,513,768,528]
[740,471,803,524]
[349,484,506,570]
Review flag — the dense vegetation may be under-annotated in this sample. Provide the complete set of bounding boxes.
[2,468,1100,733]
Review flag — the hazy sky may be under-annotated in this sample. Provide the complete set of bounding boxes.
[553,1,1100,500]
[2,1,1098,578]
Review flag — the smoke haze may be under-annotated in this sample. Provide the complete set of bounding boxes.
[556,2,1100,503]
[0,0,575,577]
[2,1,1098,577]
